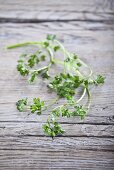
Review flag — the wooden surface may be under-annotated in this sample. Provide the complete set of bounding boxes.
[0,0,114,169]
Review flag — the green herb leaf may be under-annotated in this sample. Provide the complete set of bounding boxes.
[54,45,60,52]
[44,41,49,47]
[40,55,46,61]
[94,75,105,85]
[29,72,37,83]
[17,64,29,76]
[43,120,64,138]
[30,98,44,115]
[16,98,28,112]
[73,105,87,119]
[28,54,39,68]
[77,62,82,67]
[47,34,56,41]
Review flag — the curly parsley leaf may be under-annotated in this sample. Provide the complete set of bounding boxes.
[47,34,56,41]
[94,75,105,85]
[43,121,64,138]
[17,63,29,76]
[28,54,39,68]
[30,98,45,115]
[48,73,83,99]
[73,105,87,119]
[16,98,28,112]
[54,45,60,52]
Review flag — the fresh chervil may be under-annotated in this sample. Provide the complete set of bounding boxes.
[7,35,105,138]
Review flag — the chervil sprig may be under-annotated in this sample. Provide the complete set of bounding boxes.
[42,115,65,138]
[7,34,105,138]
[16,98,45,115]
[16,98,28,112]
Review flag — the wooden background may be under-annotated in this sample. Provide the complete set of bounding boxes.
[0,0,114,169]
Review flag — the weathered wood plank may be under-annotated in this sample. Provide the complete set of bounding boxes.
[0,3,114,170]
[0,122,114,137]
[0,1,114,170]
[0,136,114,169]
[0,23,114,125]
[0,136,114,151]
[0,109,114,124]
[0,0,114,22]
[0,22,114,50]
[0,149,113,170]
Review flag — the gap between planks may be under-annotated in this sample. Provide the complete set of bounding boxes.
[0,18,114,24]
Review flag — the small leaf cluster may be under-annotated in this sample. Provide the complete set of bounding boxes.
[17,51,48,83]
[42,103,87,138]
[43,119,64,138]
[48,73,83,99]
[16,98,28,112]
[64,54,82,69]
[52,104,87,119]
[29,67,49,83]
[72,105,87,119]
[30,98,44,115]
[94,75,105,85]
[16,98,45,115]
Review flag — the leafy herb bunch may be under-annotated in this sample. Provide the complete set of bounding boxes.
[7,35,105,138]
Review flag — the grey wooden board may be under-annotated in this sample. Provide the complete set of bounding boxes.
[0,136,114,151]
[0,0,114,22]
[0,122,114,137]
[0,22,114,124]
[0,0,114,169]
[0,150,113,170]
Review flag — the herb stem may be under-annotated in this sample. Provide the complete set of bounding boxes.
[86,87,91,109]
[30,62,52,73]
[77,58,93,77]
[55,39,70,73]
[75,69,84,78]
[76,88,86,103]
[30,66,48,73]
[47,47,54,63]
[54,59,64,65]
[53,103,68,111]
[55,40,69,58]
[44,96,59,111]
[54,59,84,78]
[7,41,43,49]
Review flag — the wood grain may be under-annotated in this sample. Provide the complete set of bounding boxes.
[0,122,114,137]
[0,0,114,22]
[0,149,114,170]
[0,136,114,151]
[0,0,114,169]
[0,23,114,125]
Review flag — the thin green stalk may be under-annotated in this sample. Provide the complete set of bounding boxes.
[44,96,59,111]
[53,103,67,111]
[77,58,93,77]
[55,39,93,77]
[47,47,54,63]
[75,69,84,78]
[7,41,43,49]
[51,88,86,112]
[54,59,65,65]
[29,65,49,73]
[29,62,52,77]
[76,88,86,103]
[55,40,70,58]
[54,58,84,78]
[86,87,91,109]
[54,39,69,73]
